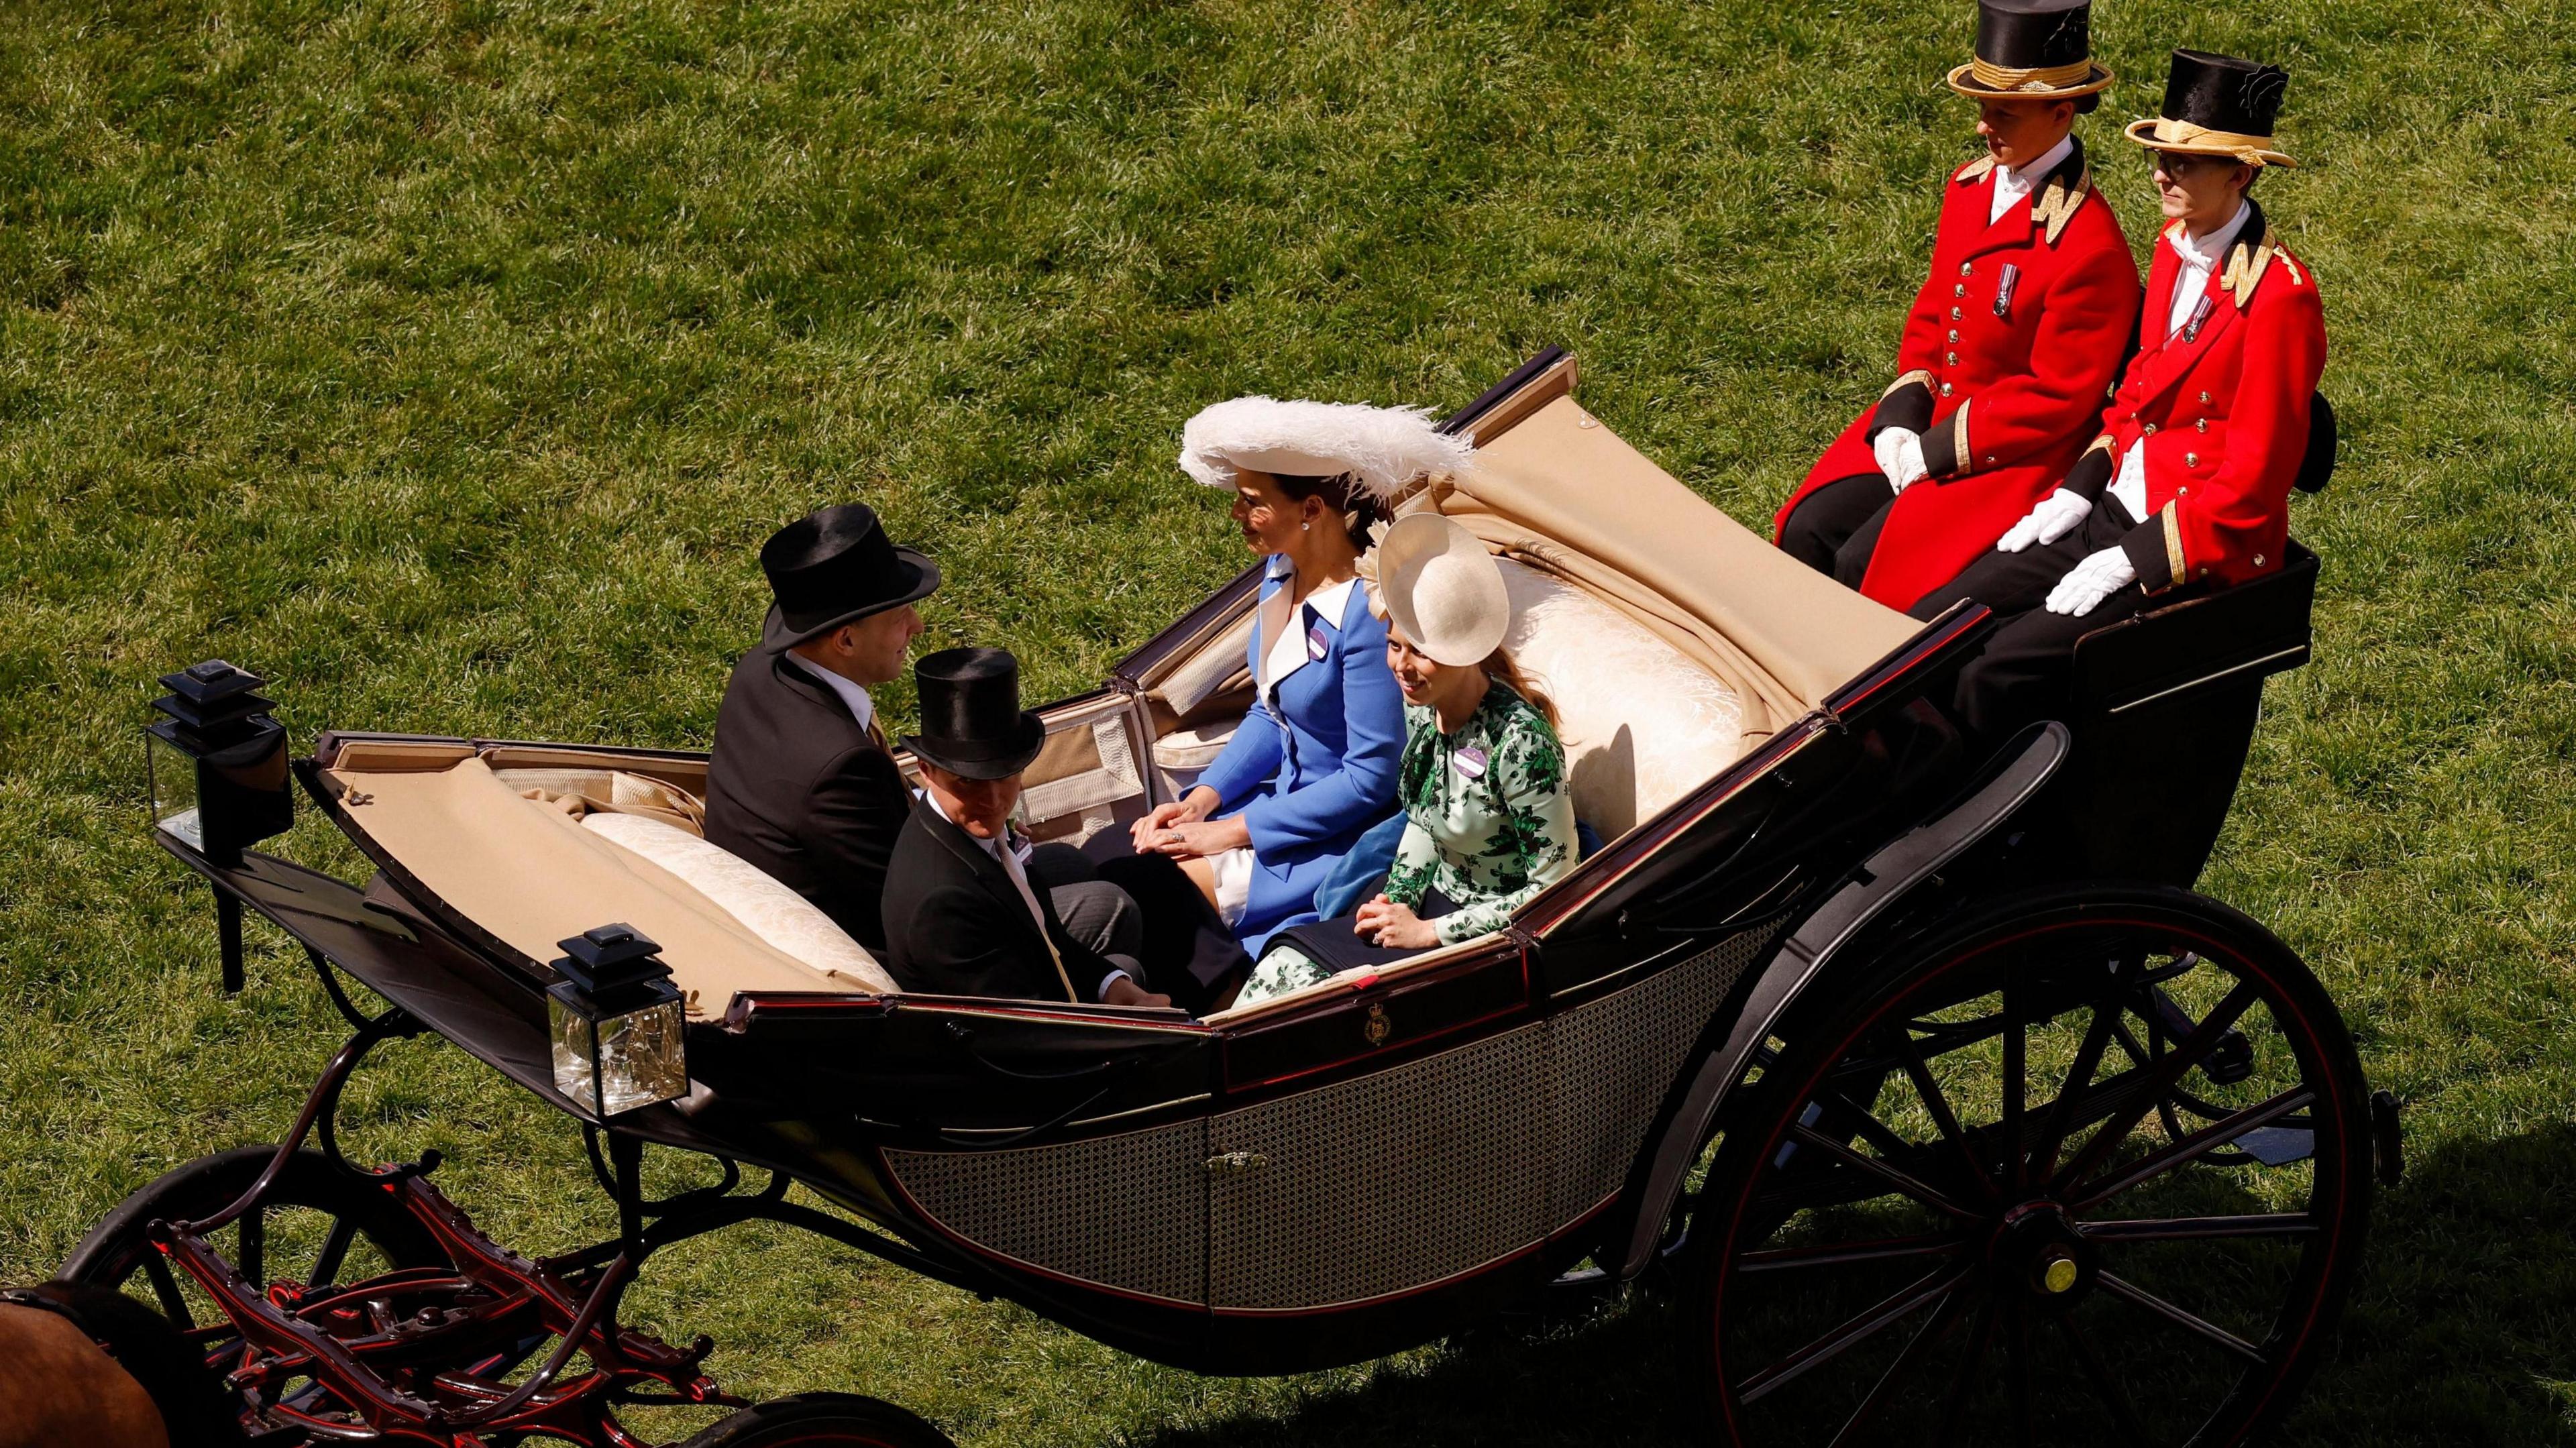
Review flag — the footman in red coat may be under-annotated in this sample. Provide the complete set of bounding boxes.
[1776,0,2141,610]
[1912,49,2327,744]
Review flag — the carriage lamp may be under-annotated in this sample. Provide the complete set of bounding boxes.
[547,924,690,1117]
[144,659,294,868]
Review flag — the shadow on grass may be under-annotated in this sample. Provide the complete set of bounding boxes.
[1128,1123,2576,1447]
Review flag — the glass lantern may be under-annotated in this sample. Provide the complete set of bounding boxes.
[547,924,689,1117]
[144,659,292,867]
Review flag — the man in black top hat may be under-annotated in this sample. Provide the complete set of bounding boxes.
[880,649,1170,1007]
[704,504,940,952]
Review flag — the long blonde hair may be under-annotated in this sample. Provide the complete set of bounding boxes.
[1479,646,1559,732]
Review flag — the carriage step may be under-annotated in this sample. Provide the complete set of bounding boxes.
[2228,1125,2314,1166]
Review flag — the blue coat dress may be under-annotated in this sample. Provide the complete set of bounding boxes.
[1195,557,1405,954]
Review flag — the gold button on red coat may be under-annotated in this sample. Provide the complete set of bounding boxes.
[2186,451,2199,466]
[1946,351,1959,364]
[2199,391,2212,403]
[2143,423,2157,435]
[1953,283,1967,297]
[1947,329,1960,342]
[1960,262,1974,277]
[2254,553,2267,567]
[1950,307,1963,320]
[2196,418,2208,432]
[1941,382,1955,397]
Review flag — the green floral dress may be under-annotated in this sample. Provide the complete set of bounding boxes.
[1238,681,1578,1003]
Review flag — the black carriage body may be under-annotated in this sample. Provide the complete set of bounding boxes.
[146,350,2332,1384]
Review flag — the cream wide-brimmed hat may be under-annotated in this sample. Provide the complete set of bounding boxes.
[1377,514,1510,667]
[1177,396,1477,502]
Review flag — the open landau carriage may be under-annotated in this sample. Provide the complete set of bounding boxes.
[79,351,2398,1447]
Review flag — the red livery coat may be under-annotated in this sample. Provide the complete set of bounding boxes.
[1777,140,2141,610]
[2066,200,2326,596]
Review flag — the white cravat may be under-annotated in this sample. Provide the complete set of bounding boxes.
[781,651,876,736]
[921,789,1110,999]
[2110,202,2255,524]
[1988,134,2075,226]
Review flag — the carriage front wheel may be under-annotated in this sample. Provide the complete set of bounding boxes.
[1686,884,2374,1447]
[679,1392,957,1447]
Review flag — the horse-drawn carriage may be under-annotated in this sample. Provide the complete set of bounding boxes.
[74,349,2394,1446]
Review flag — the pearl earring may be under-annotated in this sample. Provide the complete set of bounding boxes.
[1301,522,1311,531]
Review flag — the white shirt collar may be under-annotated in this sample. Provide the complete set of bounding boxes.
[2002,134,2074,190]
[1988,135,2074,223]
[2171,201,2253,272]
[781,651,876,734]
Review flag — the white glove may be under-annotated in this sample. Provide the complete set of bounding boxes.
[1997,488,2094,553]
[1872,428,1929,494]
[2044,547,2139,618]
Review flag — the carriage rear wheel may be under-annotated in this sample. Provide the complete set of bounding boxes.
[1686,884,2373,1447]
[678,1392,957,1447]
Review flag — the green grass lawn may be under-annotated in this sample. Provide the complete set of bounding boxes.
[4,0,2573,1441]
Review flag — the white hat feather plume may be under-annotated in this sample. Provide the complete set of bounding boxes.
[1177,396,1477,500]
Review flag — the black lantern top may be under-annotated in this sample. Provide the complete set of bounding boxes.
[552,924,676,1003]
[150,659,281,757]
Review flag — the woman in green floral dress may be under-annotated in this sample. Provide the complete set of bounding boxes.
[1236,514,1580,1005]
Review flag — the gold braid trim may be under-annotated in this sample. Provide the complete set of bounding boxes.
[1884,369,1934,398]
[1956,155,1998,185]
[2161,501,2187,587]
[2221,229,2278,309]
[1971,56,2096,91]
[1950,400,1974,476]
[2083,433,2116,458]
[2034,166,2090,245]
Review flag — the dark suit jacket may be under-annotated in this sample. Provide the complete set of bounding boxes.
[704,649,904,951]
[880,796,1120,1003]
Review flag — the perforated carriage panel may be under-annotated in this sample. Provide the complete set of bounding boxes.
[883,1119,1206,1305]
[1544,928,1778,1227]
[1210,1025,1548,1311]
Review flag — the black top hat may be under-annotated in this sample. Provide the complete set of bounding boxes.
[902,647,1046,781]
[2124,50,2296,167]
[1947,0,2115,101]
[757,504,942,651]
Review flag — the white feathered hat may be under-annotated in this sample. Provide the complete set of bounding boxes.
[1177,396,1477,502]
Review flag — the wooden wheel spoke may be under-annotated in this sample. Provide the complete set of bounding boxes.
[1930,1296,1998,1448]
[1739,1232,1968,1274]
[2055,981,2261,1192]
[2005,1299,2036,1447]
[1824,1284,1974,1448]
[1736,1263,1971,1404]
[2033,970,2133,1182]
[2080,1213,2316,1243]
[2000,986,2027,1194]
[2096,1270,2267,1363]
[140,1250,195,1331]
[1894,1027,1998,1204]
[2057,1309,2147,1446]
[312,1216,360,1288]
[1788,1123,1983,1222]
[2070,1087,2314,1211]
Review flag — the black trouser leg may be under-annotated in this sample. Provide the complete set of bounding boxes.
[1907,500,2162,746]
[1780,472,1895,577]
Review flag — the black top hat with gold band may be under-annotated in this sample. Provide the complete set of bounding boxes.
[2124,50,2296,168]
[1946,0,2115,101]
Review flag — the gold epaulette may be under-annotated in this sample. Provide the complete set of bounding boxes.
[1956,155,1997,184]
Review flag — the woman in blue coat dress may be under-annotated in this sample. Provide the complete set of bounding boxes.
[1130,396,1477,954]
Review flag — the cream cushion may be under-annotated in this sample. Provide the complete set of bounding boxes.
[580,811,898,995]
[1497,557,1744,840]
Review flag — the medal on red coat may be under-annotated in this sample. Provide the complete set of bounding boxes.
[1993,263,2020,319]
[2182,294,2216,343]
